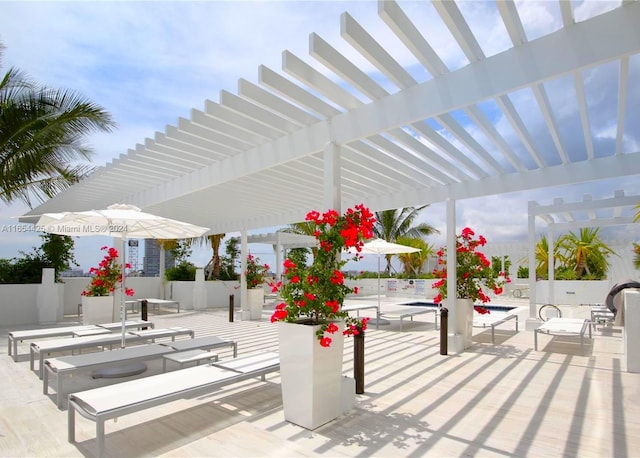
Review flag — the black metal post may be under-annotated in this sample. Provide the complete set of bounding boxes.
[141,299,148,329]
[354,331,365,394]
[440,307,448,355]
[229,294,234,322]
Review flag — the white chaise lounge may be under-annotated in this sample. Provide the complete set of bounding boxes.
[379,306,438,331]
[43,335,238,408]
[68,351,280,457]
[534,317,592,355]
[7,320,153,361]
[30,327,194,379]
[473,313,519,344]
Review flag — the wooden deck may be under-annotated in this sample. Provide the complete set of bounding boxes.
[0,299,637,457]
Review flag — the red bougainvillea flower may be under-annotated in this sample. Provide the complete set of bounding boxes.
[82,246,135,298]
[431,227,509,306]
[326,322,339,334]
[269,204,375,347]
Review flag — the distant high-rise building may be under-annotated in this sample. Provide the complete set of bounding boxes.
[142,240,175,277]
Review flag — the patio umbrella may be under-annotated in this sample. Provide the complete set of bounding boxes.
[36,204,209,348]
[350,239,421,321]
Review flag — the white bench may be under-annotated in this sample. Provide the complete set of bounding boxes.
[67,351,280,457]
[137,298,181,314]
[473,313,519,344]
[31,327,193,379]
[7,320,153,361]
[379,306,438,331]
[43,335,237,409]
[162,349,219,371]
[534,317,592,355]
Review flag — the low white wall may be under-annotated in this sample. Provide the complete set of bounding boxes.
[345,278,436,301]
[0,284,39,326]
[164,280,239,310]
[0,275,240,327]
[535,280,611,305]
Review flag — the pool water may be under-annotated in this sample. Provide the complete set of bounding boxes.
[401,301,517,313]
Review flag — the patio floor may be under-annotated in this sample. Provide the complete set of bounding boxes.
[1,297,637,457]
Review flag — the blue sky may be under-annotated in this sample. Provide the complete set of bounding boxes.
[0,0,638,273]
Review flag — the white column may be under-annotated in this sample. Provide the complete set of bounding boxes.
[324,141,341,212]
[240,229,249,320]
[526,201,540,330]
[547,225,555,306]
[624,290,640,373]
[445,198,464,353]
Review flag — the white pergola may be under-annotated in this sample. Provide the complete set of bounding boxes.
[22,0,640,352]
[526,190,639,325]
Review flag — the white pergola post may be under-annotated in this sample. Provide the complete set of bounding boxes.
[240,228,249,320]
[324,141,341,212]
[547,224,555,306]
[446,198,464,353]
[526,201,540,330]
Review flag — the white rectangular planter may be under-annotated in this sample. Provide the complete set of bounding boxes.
[246,288,264,320]
[277,321,344,430]
[81,296,116,325]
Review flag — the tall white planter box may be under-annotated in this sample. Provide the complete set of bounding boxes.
[446,298,474,350]
[277,321,345,430]
[246,288,264,320]
[82,296,116,325]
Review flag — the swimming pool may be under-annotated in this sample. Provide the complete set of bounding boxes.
[401,301,517,313]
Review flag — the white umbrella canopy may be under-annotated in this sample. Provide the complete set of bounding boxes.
[350,239,421,314]
[36,204,209,347]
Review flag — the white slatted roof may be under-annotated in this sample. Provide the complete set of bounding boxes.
[23,0,640,235]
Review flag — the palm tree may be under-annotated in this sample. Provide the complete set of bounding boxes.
[204,234,225,280]
[0,42,115,207]
[395,235,433,276]
[533,235,563,279]
[558,228,617,279]
[373,206,438,274]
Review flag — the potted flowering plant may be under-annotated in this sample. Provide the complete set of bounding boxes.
[244,254,270,319]
[81,246,134,325]
[82,246,135,297]
[270,204,376,346]
[269,204,375,430]
[431,227,509,350]
[245,253,269,288]
[431,227,509,311]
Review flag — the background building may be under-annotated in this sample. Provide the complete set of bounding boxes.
[142,240,175,277]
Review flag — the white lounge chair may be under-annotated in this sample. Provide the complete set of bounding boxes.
[379,306,438,331]
[44,344,175,408]
[534,317,592,355]
[7,320,153,361]
[30,327,194,379]
[67,351,280,457]
[473,312,519,344]
[43,335,237,409]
